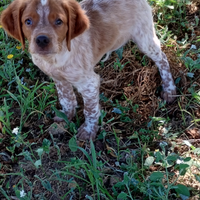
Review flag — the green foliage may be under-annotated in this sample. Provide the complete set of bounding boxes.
[150,0,191,31]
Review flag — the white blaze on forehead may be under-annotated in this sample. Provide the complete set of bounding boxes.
[41,0,48,6]
[37,2,50,25]
[37,6,50,16]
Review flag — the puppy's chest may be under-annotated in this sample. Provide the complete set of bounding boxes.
[31,54,86,83]
[31,55,64,80]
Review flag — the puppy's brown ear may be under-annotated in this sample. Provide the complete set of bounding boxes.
[0,0,26,50]
[63,0,90,51]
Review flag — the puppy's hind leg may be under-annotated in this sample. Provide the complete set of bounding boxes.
[131,18,176,103]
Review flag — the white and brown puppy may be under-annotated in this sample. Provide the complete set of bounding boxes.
[1,0,176,140]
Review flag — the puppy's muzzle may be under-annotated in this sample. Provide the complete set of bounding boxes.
[36,35,50,48]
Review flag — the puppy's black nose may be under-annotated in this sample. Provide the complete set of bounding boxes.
[36,35,50,48]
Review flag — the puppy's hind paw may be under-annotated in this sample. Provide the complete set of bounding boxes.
[161,89,176,104]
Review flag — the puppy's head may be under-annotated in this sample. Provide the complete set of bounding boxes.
[0,0,89,54]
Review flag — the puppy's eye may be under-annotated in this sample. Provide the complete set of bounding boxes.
[55,19,63,25]
[25,19,32,26]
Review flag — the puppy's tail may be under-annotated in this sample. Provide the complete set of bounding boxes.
[101,52,111,62]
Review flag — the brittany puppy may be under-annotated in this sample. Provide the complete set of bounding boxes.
[1,0,176,140]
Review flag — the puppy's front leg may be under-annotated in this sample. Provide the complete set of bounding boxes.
[54,80,77,122]
[74,72,101,140]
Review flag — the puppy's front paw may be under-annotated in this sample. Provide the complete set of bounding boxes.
[77,122,99,141]
[161,88,176,103]
[53,109,75,122]
[54,116,65,122]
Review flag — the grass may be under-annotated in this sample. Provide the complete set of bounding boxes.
[0,0,200,199]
